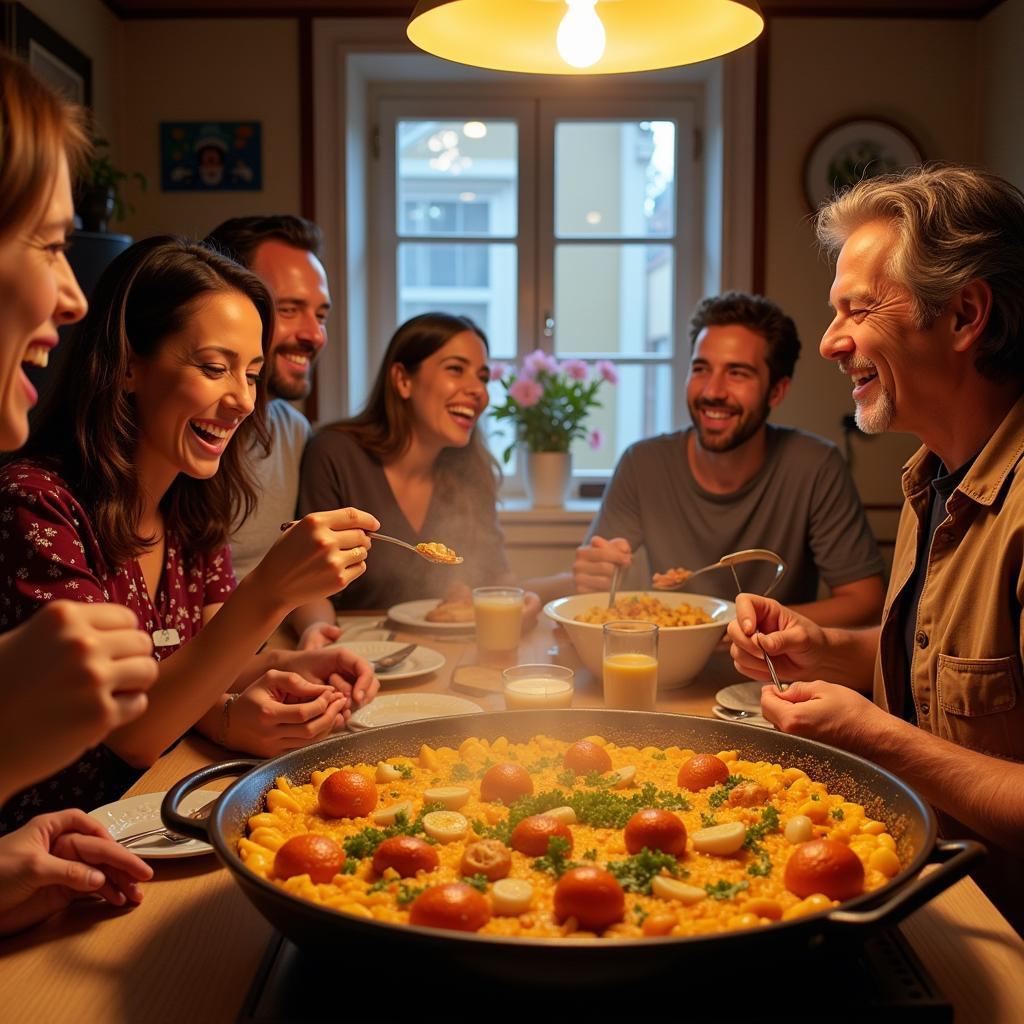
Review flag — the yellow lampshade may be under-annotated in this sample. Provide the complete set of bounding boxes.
[407,0,764,76]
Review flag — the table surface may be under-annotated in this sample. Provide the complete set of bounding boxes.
[1,615,1022,1024]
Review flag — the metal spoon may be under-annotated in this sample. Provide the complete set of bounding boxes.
[279,522,463,565]
[653,548,787,597]
[371,643,418,673]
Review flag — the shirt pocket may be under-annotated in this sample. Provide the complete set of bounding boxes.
[933,654,1023,758]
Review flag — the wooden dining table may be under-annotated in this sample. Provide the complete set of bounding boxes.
[1,613,1022,1023]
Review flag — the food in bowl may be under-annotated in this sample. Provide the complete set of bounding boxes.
[239,734,905,938]
[575,594,712,627]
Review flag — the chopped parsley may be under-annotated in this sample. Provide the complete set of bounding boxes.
[743,806,781,850]
[395,883,425,907]
[651,752,667,761]
[633,903,648,924]
[342,802,445,859]
[747,853,773,878]
[582,848,597,861]
[366,876,391,894]
[606,848,686,894]
[700,812,717,829]
[532,835,577,878]
[389,790,400,798]
[396,764,414,780]
[475,758,496,779]
[705,879,750,901]
[831,807,845,821]
[461,873,490,893]
[583,771,615,788]
[811,793,821,801]
[708,775,754,809]
[449,763,472,782]
[556,769,576,787]
[339,859,357,875]
[526,757,556,773]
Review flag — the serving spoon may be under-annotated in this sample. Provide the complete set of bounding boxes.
[653,547,787,597]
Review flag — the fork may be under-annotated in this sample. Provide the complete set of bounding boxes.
[117,795,218,847]
[725,560,785,693]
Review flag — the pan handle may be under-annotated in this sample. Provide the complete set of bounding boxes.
[160,758,260,841]
[824,838,985,930]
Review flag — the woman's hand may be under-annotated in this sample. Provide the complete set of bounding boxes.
[226,671,347,756]
[0,602,158,801]
[296,622,342,651]
[727,594,829,683]
[274,647,380,718]
[251,508,381,610]
[0,809,153,936]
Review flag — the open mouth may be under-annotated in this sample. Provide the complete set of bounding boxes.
[22,344,51,369]
[189,419,234,446]
[696,404,739,424]
[447,404,478,428]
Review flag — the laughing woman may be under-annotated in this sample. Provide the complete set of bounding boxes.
[0,236,381,832]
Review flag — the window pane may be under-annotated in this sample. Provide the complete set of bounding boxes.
[554,243,673,357]
[397,120,518,237]
[397,242,517,360]
[555,121,675,238]
[483,389,517,475]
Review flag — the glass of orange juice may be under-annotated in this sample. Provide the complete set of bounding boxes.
[602,621,659,711]
[502,664,574,709]
[473,586,524,653]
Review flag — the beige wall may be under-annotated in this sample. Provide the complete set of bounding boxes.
[118,19,301,240]
[762,17,981,507]
[980,0,1024,189]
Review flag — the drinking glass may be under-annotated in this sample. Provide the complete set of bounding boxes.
[473,586,524,653]
[602,621,659,711]
[502,664,574,709]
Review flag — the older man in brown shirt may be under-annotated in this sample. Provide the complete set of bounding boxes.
[728,165,1024,931]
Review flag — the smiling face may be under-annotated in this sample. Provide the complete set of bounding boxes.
[686,323,786,453]
[393,330,490,453]
[0,154,87,450]
[249,239,330,401]
[821,219,947,436]
[126,289,264,494]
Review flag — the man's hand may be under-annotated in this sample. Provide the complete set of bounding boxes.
[0,809,153,936]
[761,681,891,753]
[572,536,632,593]
[728,593,829,682]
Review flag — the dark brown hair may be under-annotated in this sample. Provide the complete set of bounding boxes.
[329,311,499,502]
[0,50,90,239]
[689,291,801,387]
[22,235,272,565]
[203,214,323,267]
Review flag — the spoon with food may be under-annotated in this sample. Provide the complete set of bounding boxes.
[280,521,463,565]
[652,548,786,596]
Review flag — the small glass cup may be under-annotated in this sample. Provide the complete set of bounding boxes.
[602,621,659,711]
[502,664,575,710]
[473,586,524,653]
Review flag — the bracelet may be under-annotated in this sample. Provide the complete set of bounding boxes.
[217,693,241,748]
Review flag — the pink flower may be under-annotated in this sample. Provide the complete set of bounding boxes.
[489,361,509,382]
[509,377,544,408]
[596,360,619,385]
[561,359,589,381]
[588,428,604,451]
[523,348,559,378]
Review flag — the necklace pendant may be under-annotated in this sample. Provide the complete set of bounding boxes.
[152,627,181,648]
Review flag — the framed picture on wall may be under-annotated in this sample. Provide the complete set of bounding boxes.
[803,118,923,212]
[1,3,92,107]
[160,121,262,191]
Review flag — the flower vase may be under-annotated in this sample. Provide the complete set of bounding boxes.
[525,450,572,508]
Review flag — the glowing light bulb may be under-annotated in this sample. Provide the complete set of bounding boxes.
[556,0,606,70]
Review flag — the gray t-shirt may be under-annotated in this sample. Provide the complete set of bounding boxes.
[298,429,510,610]
[588,426,884,604]
[230,398,311,581]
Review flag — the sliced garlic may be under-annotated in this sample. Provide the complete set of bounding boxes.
[651,875,706,905]
[609,765,637,789]
[491,878,534,916]
[422,810,469,843]
[372,801,414,827]
[543,805,578,825]
[375,762,402,783]
[691,820,746,856]
[423,786,470,810]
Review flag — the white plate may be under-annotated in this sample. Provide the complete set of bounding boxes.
[341,641,445,683]
[347,693,482,730]
[89,789,220,859]
[712,706,774,729]
[387,598,476,632]
[715,681,764,713]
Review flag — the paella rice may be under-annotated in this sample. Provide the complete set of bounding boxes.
[239,735,906,938]
[575,594,713,627]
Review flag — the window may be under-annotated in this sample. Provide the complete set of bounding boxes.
[374,92,700,488]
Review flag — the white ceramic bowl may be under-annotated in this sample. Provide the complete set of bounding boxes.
[544,591,735,690]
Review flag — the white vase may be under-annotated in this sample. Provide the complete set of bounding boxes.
[525,450,572,507]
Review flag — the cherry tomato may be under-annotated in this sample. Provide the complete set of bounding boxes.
[409,883,492,932]
[624,808,688,856]
[553,867,625,931]
[563,740,612,775]
[460,839,512,881]
[677,753,730,791]
[509,814,574,857]
[273,833,345,884]
[784,838,865,901]
[371,835,440,878]
[318,769,378,819]
[479,762,534,805]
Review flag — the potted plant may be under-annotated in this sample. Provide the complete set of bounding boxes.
[76,138,147,233]
[489,349,618,506]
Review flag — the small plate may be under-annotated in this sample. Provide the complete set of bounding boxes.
[712,706,774,729]
[347,693,482,730]
[89,789,220,859]
[341,641,445,683]
[715,681,764,713]
[387,599,476,632]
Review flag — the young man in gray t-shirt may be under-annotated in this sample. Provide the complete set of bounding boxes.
[574,292,885,627]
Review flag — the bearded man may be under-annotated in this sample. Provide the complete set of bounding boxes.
[573,292,885,626]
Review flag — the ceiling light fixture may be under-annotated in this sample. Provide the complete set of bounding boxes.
[407,0,764,76]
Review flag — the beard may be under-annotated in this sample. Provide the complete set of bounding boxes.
[854,384,896,434]
[690,396,771,453]
[268,366,311,402]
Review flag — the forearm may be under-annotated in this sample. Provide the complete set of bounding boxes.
[521,573,573,604]
[105,574,288,766]
[812,625,881,691]
[791,576,885,630]
[868,715,1024,851]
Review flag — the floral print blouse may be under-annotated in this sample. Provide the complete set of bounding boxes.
[0,460,237,831]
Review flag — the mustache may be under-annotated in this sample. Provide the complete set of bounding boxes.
[694,399,741,414]
[838,357,876,375]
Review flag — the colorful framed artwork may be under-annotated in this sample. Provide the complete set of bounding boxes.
[1,3,92,107]
[160,121,262,191]
[803,118,923,212]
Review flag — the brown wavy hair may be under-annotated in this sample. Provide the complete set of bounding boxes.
[22,236,272,565]
[0,50,89,240]
[328,311,499,504]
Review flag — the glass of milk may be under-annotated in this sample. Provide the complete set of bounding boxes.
[502,664,575,709]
